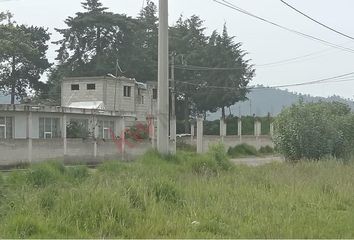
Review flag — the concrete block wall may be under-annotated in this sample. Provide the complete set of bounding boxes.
[180,135,274,153]
[61,77,105,107]
[0,139,152,166]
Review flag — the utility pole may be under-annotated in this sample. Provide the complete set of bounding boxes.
[157,0,169,154]
[170,54,176,154]
[249,99,252,116]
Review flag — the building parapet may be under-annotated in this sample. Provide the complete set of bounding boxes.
[0,104,136,118]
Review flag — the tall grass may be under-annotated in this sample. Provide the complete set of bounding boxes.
[1,149,354,238]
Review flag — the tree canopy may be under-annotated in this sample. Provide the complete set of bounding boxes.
[2,1,255,120]
[0,13,51,103]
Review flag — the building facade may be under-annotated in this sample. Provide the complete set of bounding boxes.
[61,76,157,121]
[0,76,157,141]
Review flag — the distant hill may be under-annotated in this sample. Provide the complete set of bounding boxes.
[0,95,10,104]
[208,86,354,120]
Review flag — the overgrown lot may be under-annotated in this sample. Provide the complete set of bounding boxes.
[1,148,354,238]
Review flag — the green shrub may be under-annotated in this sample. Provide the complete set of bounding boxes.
[127,188,146,211]
[38,188,58,212]
[66,166,89,182]
[189,156,219,176]
[228,144,258,158]
[26,161,65,187]
[0,172,3,187]
[6,171,26,187]
[274,101,354,161]
[258,145,274,155]
[176,140,196,152]
[208,143,232,170]
[153,180,183,205]
[8,217,40,238]
[97,161,130,175]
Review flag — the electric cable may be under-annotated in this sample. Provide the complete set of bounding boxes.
[280,0,354,41]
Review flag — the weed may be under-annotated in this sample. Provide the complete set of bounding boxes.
[26,162,64,188]
[66,166,89,182]
[1,153,354,238]
[153,179,183,205]
[228,144,258,158]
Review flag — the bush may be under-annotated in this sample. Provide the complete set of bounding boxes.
[227,144,258,158]
[208,143,232,170]
[189,156,219,176]
[258,146,274,155]
[274,101,354,161]
[153,179,183,205]
[66,166,89,182]
[26,161,65,187]
[176,140,196,152]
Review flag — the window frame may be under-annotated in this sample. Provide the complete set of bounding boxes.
[39,117,61,139]
[98,120,115,139]
[71,84,80,91]
[87,83,96,90]
[0,116,13,139]
[123,86,132,97]
[152,88,158,100]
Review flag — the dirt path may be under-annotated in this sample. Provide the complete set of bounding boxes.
[231,156,284,166]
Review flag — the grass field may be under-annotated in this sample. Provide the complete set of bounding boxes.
[1,146,354,238]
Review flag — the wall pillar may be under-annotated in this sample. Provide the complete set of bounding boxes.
[238,118,242,141]
[191,123,195,143]
[148,116,156,149]
[254,119,261,137]
[220,118,227,142]
[62,114,67,156]
[27,111,33,163]
[114,116,121,138]
[121,117,126,160]
[93,116,98,158]
[170,117,176,154]
[197,117,203,154]
[270,122,274,137]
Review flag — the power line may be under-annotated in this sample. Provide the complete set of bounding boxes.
[213,0,354,54]
[174,65,246,71]
[280,0,354,41]
[174,71,354,91]
[173,44,349,71]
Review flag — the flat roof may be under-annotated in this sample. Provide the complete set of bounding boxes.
[0,104,136,118]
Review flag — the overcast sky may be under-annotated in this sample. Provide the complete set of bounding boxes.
[1,0,354,99]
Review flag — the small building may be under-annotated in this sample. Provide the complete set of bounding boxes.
[0,76,158,140]
[61,76,157,122]
[0,75,158,164]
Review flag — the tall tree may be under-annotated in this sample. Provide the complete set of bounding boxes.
[133,0,159,82]
[170,15,209,124]
[193,24,255,119]
[0,14,51,104]
[54,0,137,77]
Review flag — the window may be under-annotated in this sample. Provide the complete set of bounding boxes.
[39,118,61,139]
[67,119,89,138]
[87,84,96,90]
[71,84,80,90]
[0,116,13,139]
[98,120,115,139]
[140,96,144,105]
[124,86,131,97]
[153,88,158,100]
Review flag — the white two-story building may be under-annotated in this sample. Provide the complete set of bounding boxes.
[0,76,158,140]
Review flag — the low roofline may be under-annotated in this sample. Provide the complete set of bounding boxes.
[63,76,158,87]
[62,76,136,82]
[0,104,136,118]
